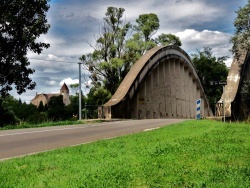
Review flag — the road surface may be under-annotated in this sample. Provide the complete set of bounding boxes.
[0,119,186,160]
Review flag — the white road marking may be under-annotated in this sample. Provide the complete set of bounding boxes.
[143,127,160,132]
[0,121,125,137]
[0,126,91,137]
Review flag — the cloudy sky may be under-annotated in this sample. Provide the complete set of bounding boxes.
[13,0,247,102]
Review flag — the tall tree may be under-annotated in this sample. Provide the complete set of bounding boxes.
[80,7,131,94]
[47,95,65,121]
[0,0,50,97]
[135,13,159,42]
[130,13,160,55]
[80,7,181,98]
[230,0,250,58]
[70,83,79,96]
[155,33,182,46]
[0,96,19,126]
[192,47,229,112]
[85,84,112,118]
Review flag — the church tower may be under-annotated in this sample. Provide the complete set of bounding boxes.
[60,83,70,106]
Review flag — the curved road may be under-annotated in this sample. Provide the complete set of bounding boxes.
[0,119,186,160]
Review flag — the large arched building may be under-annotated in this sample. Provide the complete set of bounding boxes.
[102,46,212,119]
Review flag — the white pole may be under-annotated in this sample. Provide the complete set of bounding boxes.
[78,63,82,120]
[223,85,225,122]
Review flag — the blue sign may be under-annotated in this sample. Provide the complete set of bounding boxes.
[196,99,201,119]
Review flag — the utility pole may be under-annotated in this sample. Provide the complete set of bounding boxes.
[78,62,82,120]
[223,85,225,122]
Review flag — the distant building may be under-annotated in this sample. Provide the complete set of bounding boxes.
[31,83,71,107]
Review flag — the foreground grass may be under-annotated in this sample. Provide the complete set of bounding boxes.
[0,120,250,187]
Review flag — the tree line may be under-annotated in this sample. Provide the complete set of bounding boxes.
[0,83,114,127]
[0,95,79,127]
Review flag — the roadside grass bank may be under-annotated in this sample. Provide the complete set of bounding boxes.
[0,119,104,130]
[0,120,250,187]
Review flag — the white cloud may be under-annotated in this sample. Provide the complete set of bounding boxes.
[168,0,220,20]
[176,29,231,44]
[46,80,57,86]
[60,78,79,86]
[174,29,233,67]
[43,68,61,73]
[176,29,232,55]
[47,54,58,60]
[224,58,234,67]
[59,78,91,96]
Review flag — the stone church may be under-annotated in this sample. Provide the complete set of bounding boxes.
[31,83,71,107]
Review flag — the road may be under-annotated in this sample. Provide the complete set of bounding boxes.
[0,119,186,160]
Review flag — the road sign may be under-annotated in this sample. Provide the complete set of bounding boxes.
[196,99,201,119]
[209,81,227,86]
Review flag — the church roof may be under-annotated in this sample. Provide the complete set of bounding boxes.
[61,83,69,91]
[31,93,61,102]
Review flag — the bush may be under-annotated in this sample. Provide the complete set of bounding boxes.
[0,98,20,127]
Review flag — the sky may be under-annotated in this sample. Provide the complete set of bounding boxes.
[12,0,248,103]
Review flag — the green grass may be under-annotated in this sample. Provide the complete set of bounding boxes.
[1,120,250,187]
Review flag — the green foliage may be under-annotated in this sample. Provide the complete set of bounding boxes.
[80,7,181,96]
[135,13,160,41]
[17,103,41,123]
[38,101,45,112]
[27,111,48,124]
[85,85,111,118]
[69,84,79,96]
[0,94,87,127]
[87,85,112,106]
[1,120,250,187]
[155,33,182,46]
[124,32,156,66]
[0,97,19,126]
[80,7,132,94]
[0,0,50,96]
[124,33,144,55]
[47,95,66,121]
[0,96,48,126]
[230,0,250,58]
[192,47,229,111]
[66,95,85,119]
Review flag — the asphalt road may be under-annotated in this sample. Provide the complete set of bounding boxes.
[0,119,186,160]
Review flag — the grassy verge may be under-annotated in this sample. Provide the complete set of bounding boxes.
[0,119,103,130]
[1,120,250,187]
